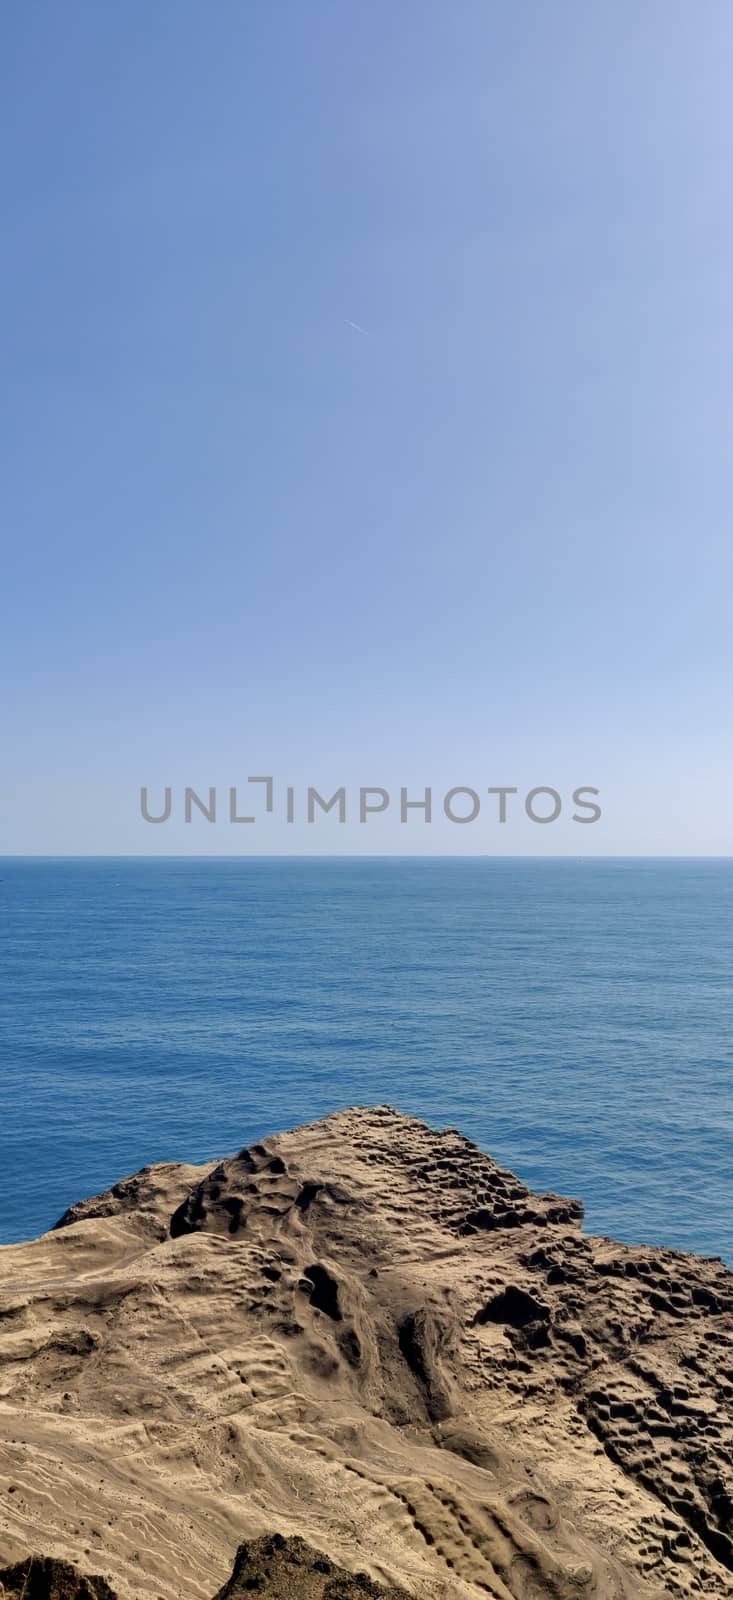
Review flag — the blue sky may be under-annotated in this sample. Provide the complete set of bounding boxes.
[2,2,732,853]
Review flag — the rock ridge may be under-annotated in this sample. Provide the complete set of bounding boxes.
[0,1105,731,1599]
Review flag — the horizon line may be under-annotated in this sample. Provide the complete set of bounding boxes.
[2,854,733,863]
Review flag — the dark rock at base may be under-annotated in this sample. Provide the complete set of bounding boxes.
[212,1534,412,1599]
[0,1556,117,1600]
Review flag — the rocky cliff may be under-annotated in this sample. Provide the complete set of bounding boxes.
[0,1107,731,1598]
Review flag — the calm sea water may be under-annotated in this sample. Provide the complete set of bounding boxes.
[0,857,731,1263]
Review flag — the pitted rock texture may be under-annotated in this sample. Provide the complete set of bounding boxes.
[0,1107,731,1599]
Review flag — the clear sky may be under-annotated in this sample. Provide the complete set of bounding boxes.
[2,2,732,854]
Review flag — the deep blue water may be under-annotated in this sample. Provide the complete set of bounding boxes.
[0,857,731,1263]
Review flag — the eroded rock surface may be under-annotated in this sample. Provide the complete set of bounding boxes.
[1,1107,731,1598]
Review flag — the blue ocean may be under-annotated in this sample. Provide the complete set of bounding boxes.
[1,857,731,1264]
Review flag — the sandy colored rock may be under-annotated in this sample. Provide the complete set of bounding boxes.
[0,1106,732,1598]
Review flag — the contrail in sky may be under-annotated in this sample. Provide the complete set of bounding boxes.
[345,318,373,337]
